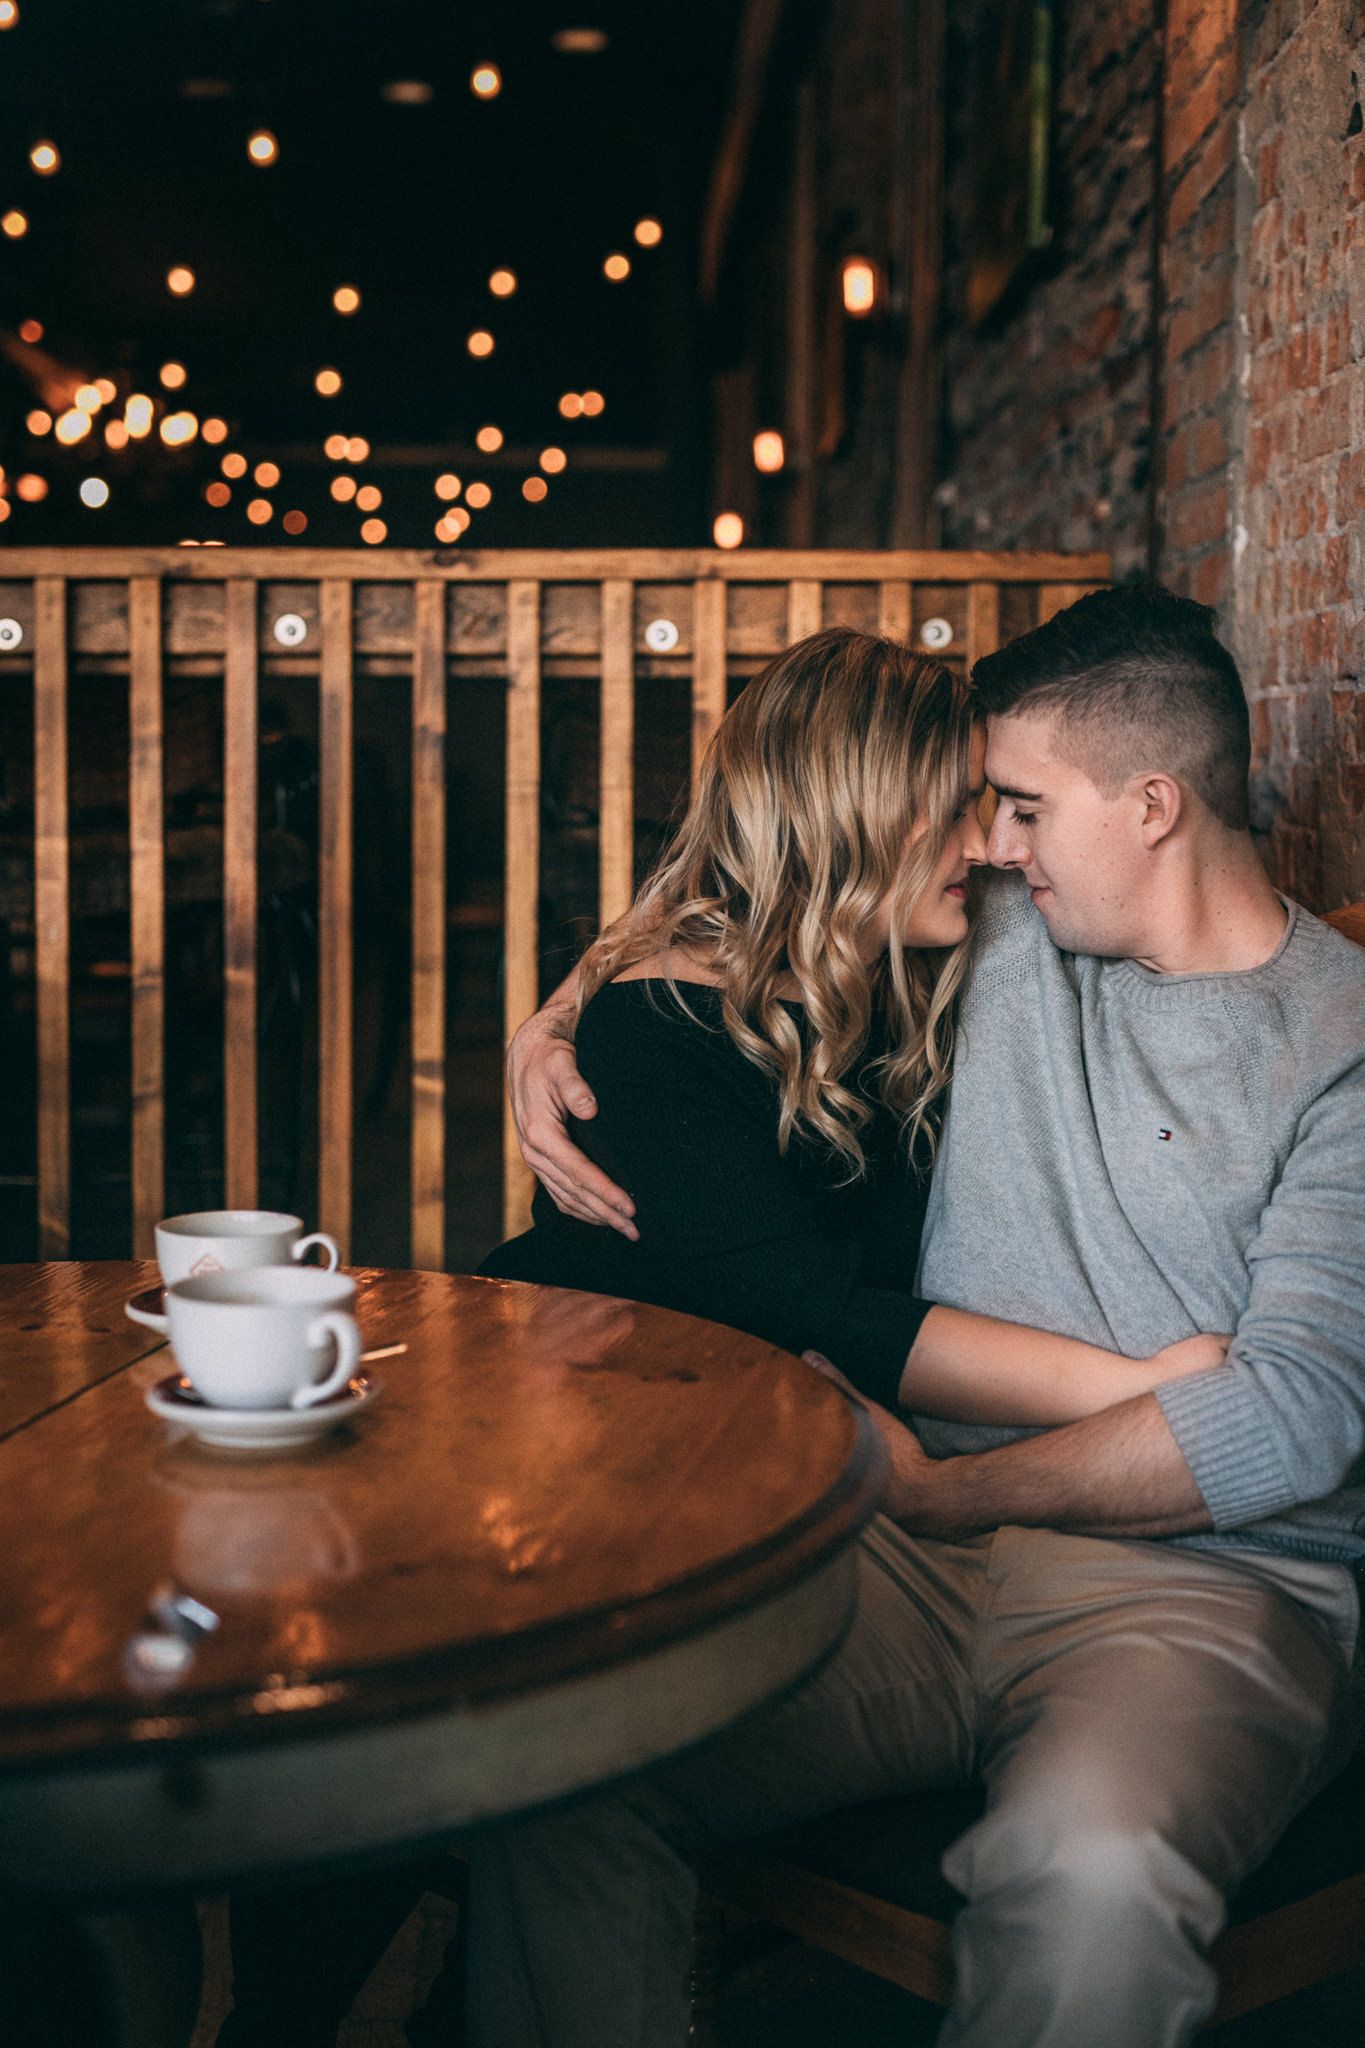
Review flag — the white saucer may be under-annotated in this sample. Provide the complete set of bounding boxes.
[145,1369,383,1450]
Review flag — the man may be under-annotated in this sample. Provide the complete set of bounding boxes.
[475,587,1365,2048]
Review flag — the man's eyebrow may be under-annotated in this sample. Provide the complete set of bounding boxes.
[990,783,1044,803]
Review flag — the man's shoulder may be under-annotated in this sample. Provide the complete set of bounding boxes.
[1276,903,1365,1077]
[968,869,1046,960]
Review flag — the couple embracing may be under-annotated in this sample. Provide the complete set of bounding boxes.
[473,584,1365,2048]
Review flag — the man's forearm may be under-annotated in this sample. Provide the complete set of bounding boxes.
[891,1392,1212,1540]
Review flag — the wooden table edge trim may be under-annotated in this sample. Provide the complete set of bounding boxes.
[0,1405,888,1773]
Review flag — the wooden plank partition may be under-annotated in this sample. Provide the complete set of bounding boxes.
[0,546,1107,1261]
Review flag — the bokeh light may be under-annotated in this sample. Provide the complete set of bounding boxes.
[125,395,153,437]
[324,434,348,460]
[246,497,272,524]
[603,253,630,281]
[29,141,59,176]
[160,361,187,389]
[753,430,785,473]
[489,268,517,297]
[355,483,382,511]
[552,27,607,51]
[221,452,247,478]
[476,424,504,452]
[467,330,495,358]
[580,389,605,416]
[0,5,19,30]
[79,477,109,507]
[466,481,492,508]
[104,418,129,449]
[315,368,343,396]
[254,461,280,487]
[202,417,228,444]
[360,517,387,544]
[2,211,29,239]
[282,509,308,534]
[841,257,877,316]
[634,217,663,246]
[558,392,583,419]
[539,446,567,473]
[434,514,463,542]
[18,319,43,343]
[331,475,357,502]
[382,80,434,105]
[345,436,370,462]
[523,476,548,502]
[434,473,461,501]
[333,285,360,314]
[94,378,117,404]
[247,130,278,165]
[205,481,231,507]
[17,474,48,501]
[471,64,502,98]
[167,266,195,296]
[0,500,9,524]
[713,511,744,549]
[74,385,102,413]
[26,410,50,436]
[160,411,198,446]
[54,409,91,445]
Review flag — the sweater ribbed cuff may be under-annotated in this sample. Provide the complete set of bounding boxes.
[1156,1368,1295,1531]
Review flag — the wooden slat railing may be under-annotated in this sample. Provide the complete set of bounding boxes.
[0,546,1108,1261]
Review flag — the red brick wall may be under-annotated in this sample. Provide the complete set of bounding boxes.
[1157,0,1241,608]
[1237,0,1365,908]
[940,0,1163,581]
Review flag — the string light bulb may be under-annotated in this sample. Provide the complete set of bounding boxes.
[73,385,102,414]
[558,392,583,419]
[79,478,109,507]
[465,481,492,509]
[841,257,878,316]
[247,130,279,165]
[0,5,19,30]
[2,211,29,238]
[434,474,461,501]
[54,409,91,445]
[603,253,630,281]
[345,436,370,462]
[253,461,280,488]
[360,517,387,544]
[475,425,503,452]
[539,447,566,473]
[160,361,187,389]
[488,268,517,297]
[246,498,272,524]
[29,141,60,176]
[523,476,548,502]
[753,430,785,474]
[16,474,47,501]
[221,452,247,478]
[94,378,117,404]
[160,411,198,446]
[202,417,228,444]
[27,410,51,436]
[324,434,348,460]
[282,510,307,534]
[205,481,231,507]
[470,63,502,98]
[125,395,153,437]
[581,390,604,415]
[167,266,195,296]
[315,368,342,396]
[333,285,360,314]
[467,330,495,358]
[356,484,382,511]
[104,418,129,449]
[331,475,357,502]
[18,319,42,343]
[713,512,744,549]
[634,218,662,246]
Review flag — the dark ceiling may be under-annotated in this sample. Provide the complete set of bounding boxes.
[0,0,743,547]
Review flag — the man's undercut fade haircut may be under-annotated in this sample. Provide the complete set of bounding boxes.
[970,585,1251,830]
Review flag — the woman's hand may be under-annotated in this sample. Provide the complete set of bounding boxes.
[507,1007,638,1236]
[1149,1332,1233,1379]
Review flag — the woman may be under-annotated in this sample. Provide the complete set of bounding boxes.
[485,628,1224,1416]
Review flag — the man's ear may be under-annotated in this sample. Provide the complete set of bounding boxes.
[1138,772,1183,849]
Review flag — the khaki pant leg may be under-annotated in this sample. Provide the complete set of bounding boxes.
[936,1531,1358,2048]
[466,1519,985,2048]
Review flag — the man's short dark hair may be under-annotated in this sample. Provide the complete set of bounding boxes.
[970,586,1251,830]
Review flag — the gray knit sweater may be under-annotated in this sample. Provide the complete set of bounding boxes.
[916,871,1365,1565]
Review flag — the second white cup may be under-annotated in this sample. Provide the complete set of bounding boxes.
[155,1210,340,1286]
[141,1267,363,1411]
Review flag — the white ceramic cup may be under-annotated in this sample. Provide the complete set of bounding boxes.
[154,1210,340,1286]
[140,1267,363,1411]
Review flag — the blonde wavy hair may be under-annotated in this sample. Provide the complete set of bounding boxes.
[580,627,978,1176]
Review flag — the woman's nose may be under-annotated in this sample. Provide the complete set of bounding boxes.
[962,812,989,864]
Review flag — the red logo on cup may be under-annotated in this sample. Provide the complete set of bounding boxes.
[190,1253,225,1275]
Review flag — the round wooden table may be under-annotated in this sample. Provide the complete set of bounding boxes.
[0,1263,884,1895]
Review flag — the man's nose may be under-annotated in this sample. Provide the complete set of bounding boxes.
[987,809,1024,868]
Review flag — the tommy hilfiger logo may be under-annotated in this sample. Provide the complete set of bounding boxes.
[1157,1129,1172,1142]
